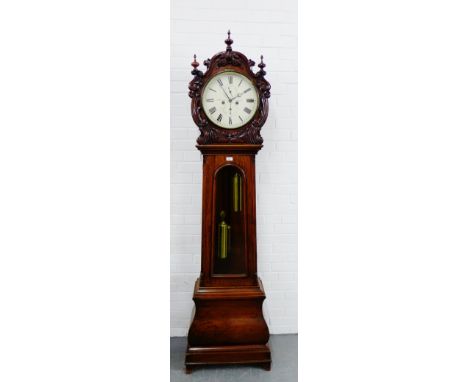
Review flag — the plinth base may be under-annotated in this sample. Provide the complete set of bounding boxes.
[184,277,271,372]
[185,343,271,373]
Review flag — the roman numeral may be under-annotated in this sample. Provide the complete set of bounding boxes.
[217,78,223,86]
[238,79,243,87]
[209,107,216,114]
[243,88,252,94]
[206,98,214,102]
[209,87,216,92]
[238,115,243,122]
[229,117,232,125]
[243,107,252,114]
[246,99,255,103]
[228,76,233,84]
[217,114,223,122]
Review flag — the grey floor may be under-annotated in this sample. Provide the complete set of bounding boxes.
[170,334,297,382]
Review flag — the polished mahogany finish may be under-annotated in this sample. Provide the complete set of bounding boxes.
[186,280,271,372]
[188,278,269,345]
[185,32,271,373]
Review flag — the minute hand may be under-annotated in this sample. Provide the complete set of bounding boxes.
[219,85,232,102]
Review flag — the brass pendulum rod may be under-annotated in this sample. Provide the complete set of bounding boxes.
[233,172,242,212]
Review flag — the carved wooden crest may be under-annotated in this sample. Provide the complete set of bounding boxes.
[188,31,271,145]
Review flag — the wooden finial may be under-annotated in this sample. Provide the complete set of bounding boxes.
[225,30,233,51]
[191,54,202,76]
[191,54,199,69]
[258,55,266,76]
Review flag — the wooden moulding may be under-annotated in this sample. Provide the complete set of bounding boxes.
[185,344,271,374]
[196,144,263,155]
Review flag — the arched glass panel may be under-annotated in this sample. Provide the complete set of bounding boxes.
[213,166,246,275]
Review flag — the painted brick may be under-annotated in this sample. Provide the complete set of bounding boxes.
[278,272,297,281]
[184,214,201,225]
[270,262,297,272]
[171,214,184,225]
[171,172,192,184]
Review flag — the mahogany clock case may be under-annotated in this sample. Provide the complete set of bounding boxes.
[184,32,272,373]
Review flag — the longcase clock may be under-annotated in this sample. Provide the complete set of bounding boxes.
[185,31,271,373]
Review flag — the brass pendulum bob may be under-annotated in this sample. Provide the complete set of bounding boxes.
[218,210,231,260]
[233,172,242,212]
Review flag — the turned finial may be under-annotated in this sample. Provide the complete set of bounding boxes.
[191,54,199,69]
[225,30,233,51]
[191,54,201,75]
[258,55,266,76]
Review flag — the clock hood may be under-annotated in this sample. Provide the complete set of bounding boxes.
[188,31,271,145]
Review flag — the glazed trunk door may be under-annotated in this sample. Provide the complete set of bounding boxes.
[213,165,247,275]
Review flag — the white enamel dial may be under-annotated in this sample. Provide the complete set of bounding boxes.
[201,71,259,129]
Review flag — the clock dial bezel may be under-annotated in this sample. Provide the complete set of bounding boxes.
[201,70,260,130]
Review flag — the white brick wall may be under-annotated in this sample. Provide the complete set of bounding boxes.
[171,0,297,336]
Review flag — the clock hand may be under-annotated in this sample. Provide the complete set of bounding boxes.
[219,85,232,102]
[231,92,244,101]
